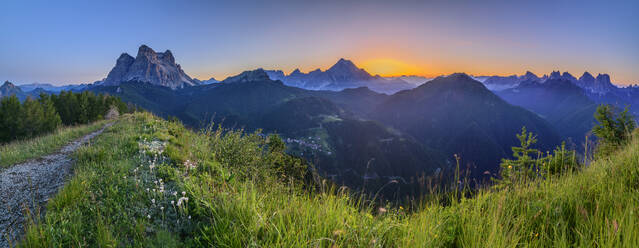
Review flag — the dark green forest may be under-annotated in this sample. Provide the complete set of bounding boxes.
[0,91,128,143]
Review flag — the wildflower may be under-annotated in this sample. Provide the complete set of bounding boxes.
[378,207,387,214]
[160,206,164,210]
[182,191,186,196]
[508,165,512,169]
[172,191,178,196]
[151,199,156,204]
[177,197,189,207]
[399,206,404,210]
[188,215,191,219]
[123,176,127,179]
[147,215,151,219]
[171,200,175,205]
[146,188,150,192]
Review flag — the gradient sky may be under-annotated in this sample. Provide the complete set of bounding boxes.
[1,0,638,86]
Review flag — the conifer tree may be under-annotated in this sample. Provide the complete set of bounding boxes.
[22,97,45,138]
[0,95,24,142]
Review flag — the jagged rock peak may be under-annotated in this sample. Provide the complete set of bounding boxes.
[580,71,595,81]
[328,58,359,72]
[103,45,196,89]
[2,81,16,88]
[596,73,611,83]
[222,69,272,83]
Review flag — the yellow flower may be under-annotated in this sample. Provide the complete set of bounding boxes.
[508,165,512,169]
[399,206,404,210]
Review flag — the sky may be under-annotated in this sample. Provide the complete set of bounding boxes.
[1,0,638,86]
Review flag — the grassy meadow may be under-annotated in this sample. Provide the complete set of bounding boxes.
[0,120,108,168]
[17,112,639,247]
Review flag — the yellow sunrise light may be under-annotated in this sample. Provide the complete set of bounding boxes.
[361,58,423,77]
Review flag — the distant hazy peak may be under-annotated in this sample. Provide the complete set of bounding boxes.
[222,69,273,84]
[579,71,595,82]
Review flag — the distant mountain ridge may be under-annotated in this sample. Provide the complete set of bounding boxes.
[265,58,415,94]
[102,45,197,89]
[371,73,561,177]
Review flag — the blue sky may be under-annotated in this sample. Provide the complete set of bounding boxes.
[1,0,637,85]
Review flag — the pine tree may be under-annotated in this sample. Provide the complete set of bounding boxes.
[592,104,636,156]
[38,93,62,133]
[497,127,540,187]
[22,97,45,138]
[0,95,24,142]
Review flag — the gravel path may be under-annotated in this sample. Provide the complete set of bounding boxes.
[0,122,114,247]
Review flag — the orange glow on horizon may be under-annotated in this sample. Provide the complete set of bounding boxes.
[360,58,432,77]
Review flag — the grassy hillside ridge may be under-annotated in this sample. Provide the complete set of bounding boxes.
[18,112,639,247]
[0,120,107,168]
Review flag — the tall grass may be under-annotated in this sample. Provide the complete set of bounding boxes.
[17,113,639,247]
[0,120,107,168]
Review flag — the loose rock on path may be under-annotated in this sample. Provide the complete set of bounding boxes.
[0,122,114,247]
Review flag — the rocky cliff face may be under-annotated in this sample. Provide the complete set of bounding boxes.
[103,45,197,89]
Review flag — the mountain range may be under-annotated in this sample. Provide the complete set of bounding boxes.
[265,58,416,94]
[4,45,638,194]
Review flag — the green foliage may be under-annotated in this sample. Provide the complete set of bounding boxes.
[592,104,636,156]
[17,113,639,247]
[0,89,127,143]
[498,127,580,188]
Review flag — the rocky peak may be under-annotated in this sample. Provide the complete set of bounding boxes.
[290,69,303,76]
[0,81,24,97]
[549,71,561,79]
[522,71,539,81]
[221,69,273,84]
[103,45,197,89]
[595,74,611,84]
[561,72,577,81]
[159,50,175,64]
[1,81,17,89]
[327,58,360,73]
[579,72,595,83]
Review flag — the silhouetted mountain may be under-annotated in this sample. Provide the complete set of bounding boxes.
[481,71,540,91]
[193,77,218,85]
[481,70,639,117]
[497,78,598,143]
[372,73,561,177]
[103,45,197,89]
[265,59,415,94]
[18,83,89,93]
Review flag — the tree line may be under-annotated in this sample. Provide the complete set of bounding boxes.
[0,91,129,143]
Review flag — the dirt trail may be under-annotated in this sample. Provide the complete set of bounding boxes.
[0,122,114,247]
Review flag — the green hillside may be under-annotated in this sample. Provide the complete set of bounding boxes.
[19,112,639,247]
